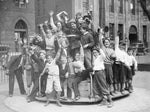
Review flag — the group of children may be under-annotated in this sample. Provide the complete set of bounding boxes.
[24,10,138,108]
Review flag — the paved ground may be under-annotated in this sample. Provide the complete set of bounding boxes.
[1,71,150,112]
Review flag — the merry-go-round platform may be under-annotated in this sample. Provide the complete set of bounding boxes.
[35,80,130,105]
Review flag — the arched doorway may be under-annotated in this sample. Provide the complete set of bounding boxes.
[129,25,138,44]
[14,19,27,51]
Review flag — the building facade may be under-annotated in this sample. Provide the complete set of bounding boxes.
[100,0,150,47]
[1,0,150,51]
[0,0,35,51]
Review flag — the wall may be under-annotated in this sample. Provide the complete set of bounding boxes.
[0,0,35,51]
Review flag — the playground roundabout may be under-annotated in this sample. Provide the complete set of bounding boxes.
[4,87,150,112]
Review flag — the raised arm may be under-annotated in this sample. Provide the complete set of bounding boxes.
[56,11,64,22]
[99,27,105,49]
[49,11,57,32]
[56,11,68,23]
[54,47,62,61]
[40,64,48,76]
[99,49,106,59]
[39,24,47,39]
[115,32,119,49]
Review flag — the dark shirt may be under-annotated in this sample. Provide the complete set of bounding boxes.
[31,55,45,74]
[59,63,69,78]
[81,32,94,49]
[67,28,81,49]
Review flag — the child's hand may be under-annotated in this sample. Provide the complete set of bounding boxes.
[44,21,48,25]
[83,44,89,48]
[40,73,43,76]
[49,10,54,16]
[65,73,69,78]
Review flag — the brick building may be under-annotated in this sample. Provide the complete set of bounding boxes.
[0,0,35,51]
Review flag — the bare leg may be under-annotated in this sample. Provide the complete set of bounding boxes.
[56,91,62,107]
[44,94,50,106]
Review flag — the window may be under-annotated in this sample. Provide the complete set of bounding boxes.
[118,24,123,40]
[109,0,114,12]
[143,0,147,16]
[118,0,123,14]
[14,0,28,8]
[109,23,115,40]
[82,0,89,13]
[37,0,40,16]
[143,25,148,47]
[130,0,135,15]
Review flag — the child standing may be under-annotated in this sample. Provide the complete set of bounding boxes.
[127,48,137,92]
[59,56,69,100]
[92,47,113,108]
[40,48,62,107]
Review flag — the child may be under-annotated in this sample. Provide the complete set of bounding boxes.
[114,32,130,94]
[40,48,62,107]
[127,48,137,92]
[59,56,69,100]
[92,47,113,108]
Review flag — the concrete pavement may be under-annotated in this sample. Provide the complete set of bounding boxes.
[1,71,150,112]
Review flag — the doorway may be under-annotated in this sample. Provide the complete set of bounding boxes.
[14,19,27,52]
[129,25,138,44]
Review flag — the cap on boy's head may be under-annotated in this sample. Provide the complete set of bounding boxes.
[69,19,76,23]
[127,47,133,51]
[76,12,82,18]
[39,50,46,55]
[92,46,100,53]
[81,23,89,31]
[119,41,126,46]
[103,37,110,43]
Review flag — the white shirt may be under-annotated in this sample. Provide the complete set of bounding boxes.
[115,47,126,63]
[122,51,130,67]
[74,60,85,73]
[45,60,59,76]
[128,55,138,69]
[93,49,106,71]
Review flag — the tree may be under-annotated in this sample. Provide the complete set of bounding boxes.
[140,0,150,21]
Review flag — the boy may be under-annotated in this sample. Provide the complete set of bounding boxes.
[126,48,137,92]
[92,47,113,108]
[40,48,62,107]
[59,56,69,100]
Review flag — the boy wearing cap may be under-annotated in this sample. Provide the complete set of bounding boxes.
[114,32,131,94]
[80,23,94,70]
[27,50,46,102]
[126,48,137,92]
[92,47,113,108]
